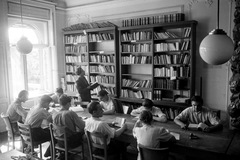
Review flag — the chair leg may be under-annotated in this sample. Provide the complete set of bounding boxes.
[12,139,15,149]
[82,145,84,160]
[7,141,10,151]
[39,144,42,159]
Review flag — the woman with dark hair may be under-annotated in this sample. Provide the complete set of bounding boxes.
[133,110,176,160]
[75,66,91,102]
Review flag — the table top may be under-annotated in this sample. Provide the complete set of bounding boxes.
[76,109,237,158]
[226,130,240,157]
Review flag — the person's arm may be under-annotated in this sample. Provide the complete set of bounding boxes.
[204,123,223,132]
[115,123,127,137]
[130,107,142,117]
[16,105,28,121]
[204,112,223,132]
[174,109,188,129]
[132,120,142,138]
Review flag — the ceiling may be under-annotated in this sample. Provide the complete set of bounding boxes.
[53,0,114,8]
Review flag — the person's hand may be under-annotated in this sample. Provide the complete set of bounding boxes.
[121,123,127,130]
[180,124,187,130]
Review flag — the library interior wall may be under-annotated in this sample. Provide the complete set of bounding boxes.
[55,0,234,125]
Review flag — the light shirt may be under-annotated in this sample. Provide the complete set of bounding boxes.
[175,106,220,125]
[131,106,166,119]
[100,95,115,112]
[85,117,115,145]
[52,109,85,137]
[7,99,28,123]
[25,105,52,128]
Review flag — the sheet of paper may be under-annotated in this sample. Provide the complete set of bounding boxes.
[170,132,180,140]
[70,105,84,112]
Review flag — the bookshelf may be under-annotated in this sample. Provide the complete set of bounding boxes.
[119,20,197,119]
[63,26,118,103]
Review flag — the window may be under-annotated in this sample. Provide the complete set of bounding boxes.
[8,18,53,98]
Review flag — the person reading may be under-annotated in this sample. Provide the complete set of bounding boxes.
[85,101,128,159]
[174,95,223,132]
[130,98,167,122]
[51,87,65,106]
[6,90,29,134]
[133,110,176,160]
[98,90,116,115]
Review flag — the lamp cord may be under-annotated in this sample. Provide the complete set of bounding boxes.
[217,0,219,29]
[20,0,23,36]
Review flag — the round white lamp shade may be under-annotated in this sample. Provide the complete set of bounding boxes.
[16,36,33,54]
[199,34,234,65]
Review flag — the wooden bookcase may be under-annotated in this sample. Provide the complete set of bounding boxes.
[63,27,118,102]
[119,20,197,119]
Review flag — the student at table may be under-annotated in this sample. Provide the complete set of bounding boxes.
[51,87,65,105]
[133,110,176,160]
[130,98,167,122]
[6,90,29,134]
[75,66,91,102]
[98,90,116,115]
[85,101,128,159]
[52,95,85,148]
[174,95,223,132]
[24,95,52,157]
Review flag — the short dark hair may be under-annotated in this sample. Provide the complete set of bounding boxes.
[191,95,203,104]
[97,90,108,97]
[18,90,28,98]
[88,101,100,114]
[56,87,63,94]
[76,66,83,75]
[142,99,153,109]
[139,110,153,125]
[40,95,52,105]
[59,95,71,106]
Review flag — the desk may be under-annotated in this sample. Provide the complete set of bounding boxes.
[76,109,237,160]
[226,131,240,160]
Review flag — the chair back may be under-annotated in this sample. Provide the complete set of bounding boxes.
[1,113,14,139]
[17,122,34,152]
[85,130,108,160]
[138,144,169,160]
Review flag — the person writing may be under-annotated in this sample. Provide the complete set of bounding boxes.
[97,90,116,115]
[85,101,128,159]
[52,95,85,149]
[133,110,176,160]
[130,98,167,122]
[174,95,223,132]
[6,90,29,134]
[75,66,98,102]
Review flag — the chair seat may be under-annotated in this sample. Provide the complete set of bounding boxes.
[55,143,83,153]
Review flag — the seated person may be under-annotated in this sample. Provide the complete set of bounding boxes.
[51,87,65,106]
[133,110,176,160]
[85,101,128,159]
[52,95,85,148]
[130,99,167,122]
[24,95,53,157]
[174,95,223,132]
[98,90,115,115]
[6,90,29,134]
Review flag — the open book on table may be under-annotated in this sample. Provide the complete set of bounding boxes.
[188,123,208,131]
[114,117,126,127]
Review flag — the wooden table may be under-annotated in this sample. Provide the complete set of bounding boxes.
[75,109,238,160]
[0,149,41,160]
[226,131,240,160]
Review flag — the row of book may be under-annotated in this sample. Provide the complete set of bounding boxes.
[66,84,77,92]
[154,79,187,90]
[122,13,185,27]
[66,55,88,63]
[121,31,152,41]
[154,41,190,52]
[122,78,152,88]
[154,66,190,78]
[65,46,87,53]
[66,75,78,82]
[64,35,87,44]
[154,31,178,39]
[66,65,88,73]
[90,75,115,84]
[90,65,115,73]
[90,55,115,63]
[121,55,152,64]
[88,33,114,42]
[121,89,152,99]
[121,44,151,52]
[62,21,116,31]
[153,53,190,65]
[92,86,116,95]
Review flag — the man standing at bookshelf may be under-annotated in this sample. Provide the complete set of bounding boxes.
[130,98,167,122]
[174,95,222,132]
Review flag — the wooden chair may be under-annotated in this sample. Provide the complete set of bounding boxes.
[49,123,84,160]
[17,122,47,159]
[85,130,120,160]
[0,113,21,151]
[138,144,169,160]
[113,98,124,114]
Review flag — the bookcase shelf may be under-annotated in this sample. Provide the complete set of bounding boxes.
[119,20,197,112]
[63,26,119,101]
